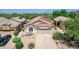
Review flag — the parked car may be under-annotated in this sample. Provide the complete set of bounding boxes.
[0,35,12,46]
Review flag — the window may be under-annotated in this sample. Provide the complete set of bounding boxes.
[29,27,33,32]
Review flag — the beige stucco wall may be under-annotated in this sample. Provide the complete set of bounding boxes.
[25,26,52,34]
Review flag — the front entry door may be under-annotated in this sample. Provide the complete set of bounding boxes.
[29,27,33,32]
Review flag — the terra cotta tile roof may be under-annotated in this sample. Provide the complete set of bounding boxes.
[26,16,53,27]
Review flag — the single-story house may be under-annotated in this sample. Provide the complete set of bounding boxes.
[25,16,53,34]
[11,16,26,29]
[54,16,70,26]
[0,17,8,29]
[2,20,22,35]
[0,17,26,35]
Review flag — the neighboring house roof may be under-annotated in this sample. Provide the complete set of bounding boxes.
[26,16,53,27]
[11,16,26,23]
[25,19,30,23]
[0,16,27,29]
[54,16,70,22]
[0,17,8,27]
[2,19,20,28]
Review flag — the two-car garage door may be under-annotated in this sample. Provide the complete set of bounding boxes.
[36,27,52,34]
[37,30,51,34]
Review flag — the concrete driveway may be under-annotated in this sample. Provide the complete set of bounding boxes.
[35,34,57,49]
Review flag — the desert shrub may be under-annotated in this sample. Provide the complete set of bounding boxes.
[28,43,35,49]
[13,36,21,43]
[15,42,23,49]
[53,32,63,40]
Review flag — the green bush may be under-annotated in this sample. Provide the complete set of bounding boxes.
[13,36,21,43]
[28,43,35,49]
[15,42,23,49]
[53,32,63,40]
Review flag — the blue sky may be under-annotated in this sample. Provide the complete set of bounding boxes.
[0,9,78,14]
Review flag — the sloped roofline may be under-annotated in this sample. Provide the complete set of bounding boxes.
[26,16,53,26]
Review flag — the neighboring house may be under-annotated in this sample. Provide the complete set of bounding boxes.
[54,16,70,26]
[11,16,26,29]
[25,16,53,34]
[0,17,26,35]
[2,20,22,35]
[0,17,8,30]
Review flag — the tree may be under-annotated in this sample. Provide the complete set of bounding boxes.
[52,10,60,18]
[60,18,79,48]
[60,18,79,37]
[68,11,76,18]
[59,9,68,16]
[52,10,68,18]
[75,11,79,18]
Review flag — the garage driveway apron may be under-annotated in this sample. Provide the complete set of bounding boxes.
[35,34,57,49]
